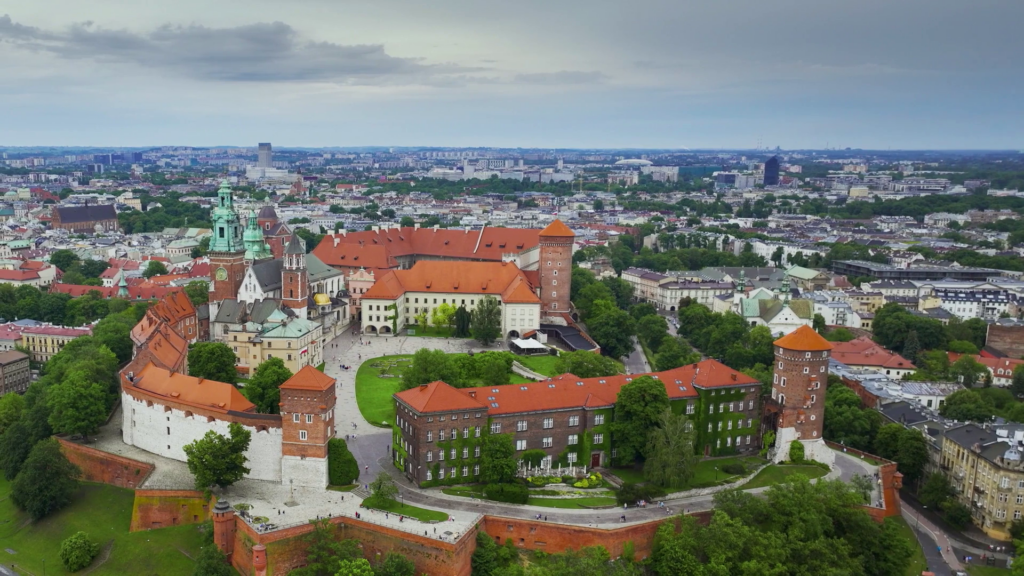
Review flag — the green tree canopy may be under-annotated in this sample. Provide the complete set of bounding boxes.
[636,314,669,350]
[644,410,698,489]
[402,348,462,390]
[143,260,169,278]
[11,438,81,520]
[470,296,502,345]
[612,375,670,465]
[553,350,622,378]
[588,305,636,360]
[188,342,238,385]
[242,357,293,414]
[183,422,251,489]
[480,433,517,484]
[939,389,994,422]
[185,280,210,306]
[47,370,109,439]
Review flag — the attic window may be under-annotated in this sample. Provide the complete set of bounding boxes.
[486,242,492,247]
[625,378,632,382]
[444,240,450,245]
[675,380,682,384]
[339,255,345,260]
[651,375,660,379]
[576,381,583,385]
[399,235,405,240]
[679,386,686,391]
[517,244,524,249]
[599,379,606,384]
[353,256,359,261]
[499,243,506,248]
[491,403,498,408]
[488,396,495,401]
[548,384,555,388]
[491,389,499,393]
[520,386,528,391]
[372,239,378,244]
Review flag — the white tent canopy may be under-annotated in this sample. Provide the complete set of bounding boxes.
[511,338,547,350]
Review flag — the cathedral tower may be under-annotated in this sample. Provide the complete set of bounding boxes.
[281,233,308,317]
[769,325,834,465]
[537,220,574,317]
[208,180,246,313]
[243,210,273,263]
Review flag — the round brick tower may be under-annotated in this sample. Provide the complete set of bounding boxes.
[537,220,574,317]
[770,325,835,465]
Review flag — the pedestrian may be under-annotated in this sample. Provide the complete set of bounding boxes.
[544,515,547,521]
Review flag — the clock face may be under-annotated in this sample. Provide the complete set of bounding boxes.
[215,267,228,281]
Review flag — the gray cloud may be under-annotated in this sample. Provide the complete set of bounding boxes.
[0,15,476,84]
[513,71,607,85]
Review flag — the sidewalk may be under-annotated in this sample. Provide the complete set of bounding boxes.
[902,506,963,572]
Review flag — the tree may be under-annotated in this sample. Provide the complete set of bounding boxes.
[941,499,972,530]
[368,471,398,505]
[183,422,251,489]
[873,424,904,460]
[644,410,698,489]
[143,260,169,278]
[656,337,700,372]
[629,303,657,321]
[902,330,920,364]
[453,306,471,337]
[600,277,634,310]
[588,307,636,359]
[399,216,415,228]
[292,519,362,576]
[950,355,988,388]
[825,327,855,342]
[11,438,81,520]
[188,342,238,385]
[374,552,415,576]
[553,351,621,378]
[480,433,517,484]
[823,384,881,452]
[812,313,827,334]
[47,371,109,439]
[92,310,136,363]
[477,353,510,387]
[414,311,429,331]
[939,389,993,422]
[570,268,596,302]
[185,280,210,306]
[243,358,293,414]
[50,249,80,273]
[575,283,614,321]
[0,392,25,435]
[402,348,461,390]
[431,302,456,331]
[636,314,669,350]
[593,199,604,211]
[947,339,979,355]
[0,419,32,480]
[612,376,670,465]
[520,449,547,468]
[192,545,234,576]
[471,296,502,345]
[895,428,930,486]
[1012,365,1024,398]
[918,472,954,509]
[60,531,100,572]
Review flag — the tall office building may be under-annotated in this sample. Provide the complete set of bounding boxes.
[764,156,780,186]
[257,143,273,168]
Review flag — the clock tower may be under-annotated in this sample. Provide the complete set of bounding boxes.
[208,180,246,316]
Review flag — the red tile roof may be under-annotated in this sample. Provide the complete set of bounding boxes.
[128,362,255,413]
[774,325,834,352]
[281,366,335,391]
[0,269,40,281]
[394,359,759,416]
[22,325,92,338]
[51,283,182,300]
[947,352,1024,375]
[362,261,540,304]
[830,336,915,370]
[538,219,575,238]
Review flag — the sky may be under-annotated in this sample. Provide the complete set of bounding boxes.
[0,0,1021,149]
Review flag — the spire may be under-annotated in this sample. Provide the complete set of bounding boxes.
[117,269,128,298]
[209,179,243,254]
[285,233,305,255]
[243,210,271,261]
[781,275,791,305]
[736,269,746,293]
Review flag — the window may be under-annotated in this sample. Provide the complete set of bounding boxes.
[299,430,307,441]
[427,431,433,442]
[748,400,754,410]
[306,414,313,424]
[567,453,577,464]
[440,415,446,422]
[490,422,501,434]
[803,367,809,374]
[709,405,714,414]
[727,420,733,430]
[451,428,457,439]
[746,435,751,445]
[517,420,528,432]
[569,415,579,426]
[773,374,778,383]
[439,468,445,479]
[475,427,481,438]
[708,423,712,432]
[717,421,723,431]
[450,448,456,460]
[426,451,433,462]
[778,362,783,369]
[729,402,734,412]
[463,427,469,439]
[568,435,578,445]
[439,450,445,461]
[594,414,605,425]
[462,466,469,477]
[516,440,527,451]
[543,418,554,429]
[686,402,695,415]
[439,430,446,441]
[450,467,457,478]
[474,465,480,476]
[1017,510,1023,520]
[746,418,752,428]
[781,377,787,387]
[716,439,721,449]
[593,434,603,444]
[293,414,300,422]
[474,446,481,457]
[727,436,732,447]
[462,447,469,459]
[426,470,433,481]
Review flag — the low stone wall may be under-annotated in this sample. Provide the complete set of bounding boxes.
[825,440,903,520]
[131,490,212,532]
[228,513,477,576]
[56,437,154,489]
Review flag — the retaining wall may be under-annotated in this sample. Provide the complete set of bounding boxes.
[130,489,212,531]
[56,437,154,489]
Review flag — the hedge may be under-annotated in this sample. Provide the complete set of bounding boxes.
[483,483,529,504]
[328,439,360,486]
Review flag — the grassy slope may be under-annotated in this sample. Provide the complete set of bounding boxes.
[0,478,204,575]
[743,465,828,490]
[887,516,929,576]
[363,497,449,522]
[611,456,766,489]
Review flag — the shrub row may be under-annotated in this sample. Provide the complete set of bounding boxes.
[484,483,529,504]
[328,439,360,486]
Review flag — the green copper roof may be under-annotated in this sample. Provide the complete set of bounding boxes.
[209,180,243,253]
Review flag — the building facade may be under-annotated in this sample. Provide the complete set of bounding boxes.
[0,350,30,395]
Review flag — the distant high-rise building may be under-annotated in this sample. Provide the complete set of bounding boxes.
[764,156,780,186]
[257,143,273,168]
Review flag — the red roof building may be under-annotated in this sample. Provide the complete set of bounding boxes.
[829,336,916,378]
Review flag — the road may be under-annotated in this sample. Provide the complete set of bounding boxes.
[623,336,651,374]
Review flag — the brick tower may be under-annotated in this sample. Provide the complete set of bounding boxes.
[279,366,336,487]
[769,325,834,465]
[281,233,309,318]
[537,220,574,317]
[212,499,236,556]
[208,180,246,320]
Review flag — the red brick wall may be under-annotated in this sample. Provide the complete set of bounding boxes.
[230,513,476,576]
[57,438,154,489]
[840,376,882,409]
[210,252,246,302]
[130,490,211,531]
[773,346,829,440]
[538,237,572,314]
[988,324,1024,358]
[825,440,902,521]
[280,385,335,459]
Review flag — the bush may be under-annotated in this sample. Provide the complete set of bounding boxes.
[615,482,666,506]
[60,531,99,572]
[572,472,604,489]
[721,463,745,475]
[789,440,805,463]
[328,439,359,486]
[484,483,529,504]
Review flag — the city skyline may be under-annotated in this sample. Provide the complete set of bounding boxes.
[0,0,1021,149]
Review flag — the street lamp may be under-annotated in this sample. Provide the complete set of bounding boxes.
[715,466,718,482]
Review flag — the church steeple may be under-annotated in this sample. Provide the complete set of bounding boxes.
[281,233,308,316]
[117,269,129,298]
[209,180,243,254]
[208,179,247,310]
[243,210,272,262]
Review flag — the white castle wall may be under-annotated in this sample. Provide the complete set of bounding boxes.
[122,391,283,482]
[773,426,836,467]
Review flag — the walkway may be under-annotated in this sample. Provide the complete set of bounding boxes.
[623,336,651,375]
[902,506,963,573]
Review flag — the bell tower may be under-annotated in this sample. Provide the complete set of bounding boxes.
[281,233,309,317]
[208,180,246,314]
[537,220,574,318]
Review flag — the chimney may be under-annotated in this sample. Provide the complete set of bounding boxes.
[469,391,476,398]
[333,237,339,247]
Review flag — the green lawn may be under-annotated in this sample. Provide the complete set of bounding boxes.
[327,484,358,492]
[356,354,413,426]
[967,567,1011,575]
[887,516,928,576]
[406,325,465,338]
[515,354,562,376]
[609,467,647,485]
[526,496,618,509]
[610,456,767,489]
[442,486,485,498]
[0,478,205,575]
[363,497,449,522]
[743,464,828,490]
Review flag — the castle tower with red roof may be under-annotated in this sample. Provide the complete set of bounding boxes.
[769,325,835,465]
[279,365,336,487]
[281,233,309,317]
[537,220,574,317]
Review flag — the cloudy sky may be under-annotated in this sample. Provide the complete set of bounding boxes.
[1,0,1021,149]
